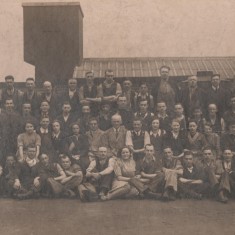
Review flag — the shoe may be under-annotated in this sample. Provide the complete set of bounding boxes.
[16,191,34,200]
[217,191,228,204]
[63,190,76,199]
[145,191,162,200]
[162,190,170,201]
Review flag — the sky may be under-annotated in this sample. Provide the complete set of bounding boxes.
[0,0,235,81]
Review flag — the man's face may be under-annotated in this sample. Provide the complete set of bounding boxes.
[193,109,202,118]
[40,154,49,166]
[86,73,94,84]
[5,100,14,111]
[145,145,154,158]
[112,116,121,129]
[22,104,31,115]
[208,104,217,115]
[98,147,108,160]
[117,97,127,109]
[52,122,60,133]
[6,156,15,167]
[164,148,173,159]
[68,79,77,91]
[229,124,235,135]
[184,155,194,168]
[189,122,197,134]
[101,104,111,113]
[40,102,50,112]
[5,79,14,89]
[40,118,50,129]
[123,80,132,91]
[82,106,90,115]
[27,148,36,160]
[174,105,183,115]
[43,82,52,94]
[223,150,233,162]
[105,71,114,83]
[140,84,148,94]
[133,121,142,131]
[204,125,212,135]
[152,119,160,130]
[231,97,235,108]
[160,67,170,80]
[157,102,166,113]
[188,76,198,88]
[211,76,220,88]
[61,157,71,170]
[26,80,35,91]
[62,104,71,113]
[139,101,148,112]
[72,124,80,135]
[89,120,98,131]
[203,150,213,162]
[171,121,180,132]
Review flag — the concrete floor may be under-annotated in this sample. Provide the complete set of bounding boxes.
[0,198,234,235]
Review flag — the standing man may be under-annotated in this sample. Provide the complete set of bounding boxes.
[99,69,122,109]
[40,81,59,117]
[152,66,176,114]
[60,78,80,116]
[0,75,23,112]
[179,75,206,119]
[79,71,102,116]
[22,78,41,116]
[205,74,230,117]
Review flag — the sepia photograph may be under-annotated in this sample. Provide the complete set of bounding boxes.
[0,0,235,234]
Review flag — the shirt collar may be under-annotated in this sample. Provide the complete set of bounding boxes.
[40,127,49,134]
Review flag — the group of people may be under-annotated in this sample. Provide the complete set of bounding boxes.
[0,65,234,204]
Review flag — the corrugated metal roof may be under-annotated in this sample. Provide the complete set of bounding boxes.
[73,57,235,80]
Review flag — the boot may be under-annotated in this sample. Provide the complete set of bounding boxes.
[217,190,228,203]
[16,190,34,200]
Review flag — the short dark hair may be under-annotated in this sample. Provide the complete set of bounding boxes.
[26,77,35,82]
[211,74,220,80]
[160,65,170,71]
[5,75,14,81]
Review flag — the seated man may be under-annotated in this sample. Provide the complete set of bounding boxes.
[161,147,183,201]
[59,154,83,198]
[136,144,164,199]
[101,114,127,156]
[200,147,224,200]
[215,149,235,203]
[79,147,115,202]
[8,146,40,200]
[37,153,66,198]
[178,151,210,200]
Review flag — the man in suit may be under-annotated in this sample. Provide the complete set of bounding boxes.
[22,78,41,116]
[59,78,80,116]
[101,114,127,156]
[205,74,230,117]
[179,75,206,119]
[40,81,60,117]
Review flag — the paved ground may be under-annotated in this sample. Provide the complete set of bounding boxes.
[0,198,234,235]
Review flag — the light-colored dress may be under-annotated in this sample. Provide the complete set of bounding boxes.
[110,158,136,191]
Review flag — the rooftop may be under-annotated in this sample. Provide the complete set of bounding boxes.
[74,57,235,80]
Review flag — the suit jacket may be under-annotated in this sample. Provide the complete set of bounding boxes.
[101,125,127,156]
[40,92,60,116]
[179,87,206,118]
[56,113,77,137]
